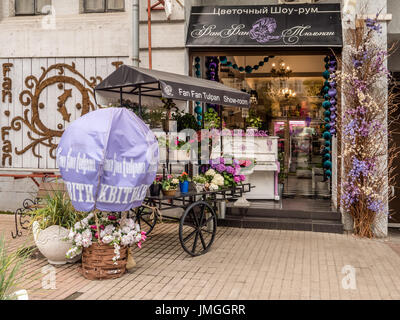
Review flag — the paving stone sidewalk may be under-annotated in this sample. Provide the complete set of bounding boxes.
[2,214,400,300]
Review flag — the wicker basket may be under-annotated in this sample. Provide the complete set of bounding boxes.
[162,189,177,197]
[81,243,128,280]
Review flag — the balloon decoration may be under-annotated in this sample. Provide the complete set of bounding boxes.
[194,56,202,127]
[219,56,275,74]
[206,57,220,113]
[321,55,337,179]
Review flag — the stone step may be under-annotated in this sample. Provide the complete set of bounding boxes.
[227,207,341,221]
[218,216,343,234]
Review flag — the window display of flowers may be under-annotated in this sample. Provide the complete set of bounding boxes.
[161,174,179,191]
[66,212,146,264]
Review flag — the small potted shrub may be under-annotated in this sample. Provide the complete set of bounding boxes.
[178,172,191,194]
[193,174,207,192]
[30,191,83,265]
[150,175,163,197]
[161,175,179,197]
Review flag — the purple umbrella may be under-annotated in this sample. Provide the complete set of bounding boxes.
[56,108,159,212]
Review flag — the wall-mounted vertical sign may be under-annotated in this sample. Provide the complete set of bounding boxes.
[186,4,343,47]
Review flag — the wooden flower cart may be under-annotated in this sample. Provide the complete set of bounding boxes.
[133,183,252,256]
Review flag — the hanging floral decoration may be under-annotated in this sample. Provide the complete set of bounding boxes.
[321,55,337,179]
[219,56,275,73]
[206,56,220,114]
[194,56,202,127]
[337,14,399,237]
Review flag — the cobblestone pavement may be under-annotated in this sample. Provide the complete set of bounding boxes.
[2,214,400,300]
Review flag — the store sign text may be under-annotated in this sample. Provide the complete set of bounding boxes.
[213,6,320,16]
[191,24,336,45]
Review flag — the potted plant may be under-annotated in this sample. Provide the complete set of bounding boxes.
[173,111,201,132]
[193,174,207,192]
[178,172,191,193]
[66,212,146,280]
[161,175,179,196]
[150,175,163,196]
[30,190,82,265]
[204,108,221,129]
[247,110,262,130]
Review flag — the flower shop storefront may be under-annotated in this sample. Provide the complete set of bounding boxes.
[186,3,343,224]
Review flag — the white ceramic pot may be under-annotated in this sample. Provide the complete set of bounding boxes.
[33,222,75,265]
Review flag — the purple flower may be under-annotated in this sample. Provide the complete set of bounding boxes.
[226,166,235,175]
[239,175,246,182]
[216,164,226,173]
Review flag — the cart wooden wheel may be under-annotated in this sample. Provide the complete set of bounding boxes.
[179,201,217,256]
[135,200,158,235]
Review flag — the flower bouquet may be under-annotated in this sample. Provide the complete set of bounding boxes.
[207,157,247,188]
[66,212,146,280]
[204,168,225,191]
[161,175,179,196]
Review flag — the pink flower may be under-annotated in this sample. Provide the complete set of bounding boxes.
[137,242,142,249]
[239,175,246,182]
[234,176,241,183]
[90,225,97,230]
[108,215,117,221]
[94,232,98,239]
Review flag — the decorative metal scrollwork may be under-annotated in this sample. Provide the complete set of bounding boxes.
[11,63,102,159]
[11,197,41,238]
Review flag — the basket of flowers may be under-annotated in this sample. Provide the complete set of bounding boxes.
[161,175,180,196]
[66,212,146,280]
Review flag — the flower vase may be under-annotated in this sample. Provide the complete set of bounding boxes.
[179,181,189,193]
[149,183,161,197]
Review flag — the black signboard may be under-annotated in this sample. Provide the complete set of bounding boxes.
[186,4,342,47]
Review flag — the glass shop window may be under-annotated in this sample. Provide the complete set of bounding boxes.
[15,0,52,15]
[83,0,125,13]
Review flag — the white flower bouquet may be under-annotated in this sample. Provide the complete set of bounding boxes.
[66,212,146,264]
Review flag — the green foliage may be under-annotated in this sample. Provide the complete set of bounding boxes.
[30,191,83,230]
[278,152,287,183]
[173,111,201,131]
[247,110,262,128]
[204,109,221,129]
[146,108,165,128]
[161,98,179,120]
[0,235,32,300]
